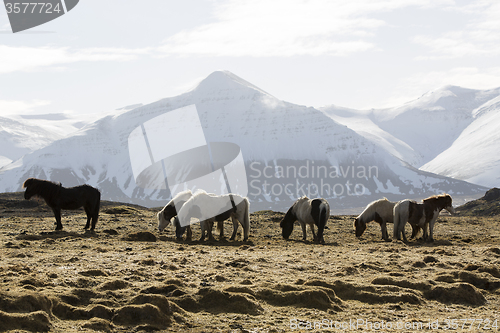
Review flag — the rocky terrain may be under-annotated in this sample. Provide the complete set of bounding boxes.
[1,192,499,332]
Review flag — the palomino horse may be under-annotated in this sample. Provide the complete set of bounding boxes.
[280,196,330,244]
[393,194,454,242]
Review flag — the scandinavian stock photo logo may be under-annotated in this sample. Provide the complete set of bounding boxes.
[127,104,248,227]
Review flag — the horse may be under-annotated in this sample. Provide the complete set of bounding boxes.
[280,196,330,244]
[393,194,454,242]
[157,190,193,240]
[354,198,419,241]
[23,178,101,231]
[174,191,250,241]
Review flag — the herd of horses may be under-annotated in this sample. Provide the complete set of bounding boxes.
[21,178,455,244]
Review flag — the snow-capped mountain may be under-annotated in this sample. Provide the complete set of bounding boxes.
[322,86,500,168]
[0,113,89,168]
[421,95,500,188]
[0,71,487,211]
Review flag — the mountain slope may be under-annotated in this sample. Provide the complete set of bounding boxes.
[421,95,500,188]
[0,113,91,168]
[0,71,486,211]
[323,86,500,168]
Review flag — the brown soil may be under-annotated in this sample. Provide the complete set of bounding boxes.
[1,192,499,332]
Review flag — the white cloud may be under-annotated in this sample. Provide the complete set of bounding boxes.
[0,99,51,116]
[0,45,150,74]
[159,0,453,57]
[414,1,500,59]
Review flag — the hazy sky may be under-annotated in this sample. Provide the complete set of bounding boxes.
[1,0,500,117]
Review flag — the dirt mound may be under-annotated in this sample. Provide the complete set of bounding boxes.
[113,304,170,328]
[171,288,263,315]
[102,206,142,215]
[424,283,486,305]
[456,188,500,216]
[0,310,52,332]
[123,231,157,242]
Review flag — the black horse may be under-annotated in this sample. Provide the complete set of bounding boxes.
[23,178,101,231]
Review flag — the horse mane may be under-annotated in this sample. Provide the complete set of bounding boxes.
[193,189,207,196]
[423,193,450,202]
[23,178,61,188]
[23,178,62,199]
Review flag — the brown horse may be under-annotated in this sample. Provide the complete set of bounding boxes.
[393,194,454,242]
[23,178,101,231]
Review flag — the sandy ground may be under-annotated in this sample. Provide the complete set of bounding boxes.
[1,192,500,332]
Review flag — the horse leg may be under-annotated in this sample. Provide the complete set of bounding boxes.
[186,226,192,241]
[199,222,206,241]
[217,220,225,240]
[375,212,389,241]
[230,216,238,240]
[91,214,98,231]
[84,206,91,229]
[300,222,307,241]
[52,207,63,230]
[428,220,435,242]
[207,220,215,241]
[310,223,317,242]
[422,222,429,241]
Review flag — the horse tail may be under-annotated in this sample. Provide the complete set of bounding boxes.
[318,201,329,243]
[311,199,329,243]
[95,190,101,214]
[90,188,100,230]
[393,201,401,239]
[243,198,250,241]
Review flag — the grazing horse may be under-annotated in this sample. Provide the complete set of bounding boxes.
[394,194,454,242]
[280,196,330,244]
[157,190,193,240]
[175,191,250,241]
[23,178,100,231]
[354,198,419,241]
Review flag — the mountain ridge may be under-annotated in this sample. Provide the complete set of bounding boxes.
[0,72,491,211]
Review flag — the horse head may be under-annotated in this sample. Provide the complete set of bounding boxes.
[280,204,297,239]
[442,194,454,214]
[157,204,177,232]
[23,178,38,200]
[354,217,366,238]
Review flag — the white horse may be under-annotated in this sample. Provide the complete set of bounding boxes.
[393,194,454,242]
[280,196,330,244]
[175,191,250,241]
[157,190,193,240]
[354,198,418,241]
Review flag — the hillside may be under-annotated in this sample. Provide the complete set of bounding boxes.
[456,188,500,216]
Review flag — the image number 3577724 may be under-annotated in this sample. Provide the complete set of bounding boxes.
[3,0,79,33]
